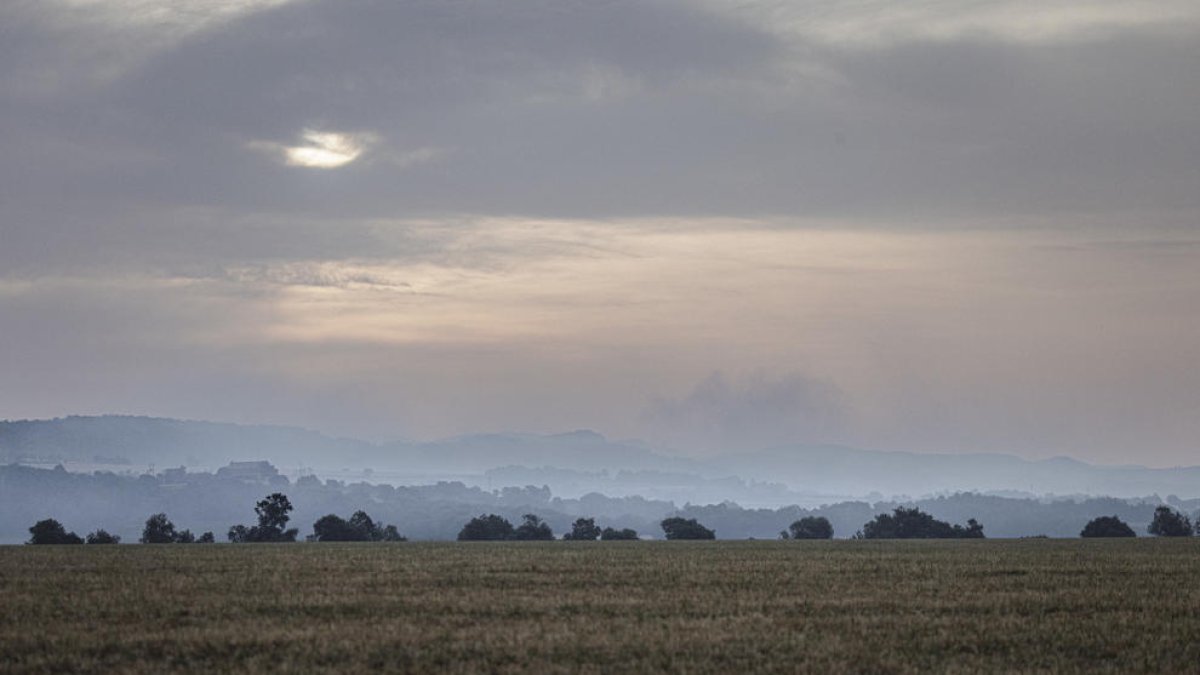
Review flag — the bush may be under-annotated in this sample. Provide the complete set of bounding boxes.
[197,532,215,543]
[1081,515,1136,538]
[458,514,515,541]
[859,507,985,539]
[1148,506,1194,537]
[86,529,121,545]
[28,519,83,545]
[600,527,639,541]
[661,517,715,540]
[310,511,406,542]
[141,513,178,544]
[785,516,834,540]
[513,514,554,541]
[562,517,602,541]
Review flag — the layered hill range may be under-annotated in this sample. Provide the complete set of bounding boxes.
[3,416,1198,506]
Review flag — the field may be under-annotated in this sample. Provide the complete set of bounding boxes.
[2,540,1199,673]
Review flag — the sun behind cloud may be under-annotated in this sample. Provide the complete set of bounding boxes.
[250,129,376,169]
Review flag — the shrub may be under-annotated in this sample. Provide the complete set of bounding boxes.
[513,514,554,541]
[458,514,515,541]
[86,529,121,545]
[311,511,406,542]
[562,517,602,541]
[141,513,178,544]
[600,527,639,541]
[1080,515,1136,538]
[786,516,834,540]
[1147,506,1193,537]
[661,517,715,540]
[28,519,83,545]
[860,507,984,539]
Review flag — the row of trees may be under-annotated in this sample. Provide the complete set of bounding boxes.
[453,514,719,541]
[141,513,215,544]
[27,495,1197,544]
[856,507,985,539]
[1081,507,1195,538]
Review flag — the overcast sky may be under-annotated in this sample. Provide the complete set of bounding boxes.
[2,0,1198,465]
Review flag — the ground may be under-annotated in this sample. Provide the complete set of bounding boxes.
[1,539,1198,673]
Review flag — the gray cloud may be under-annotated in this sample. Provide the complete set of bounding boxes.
[2,1,1199,463]
[4,0,1198,245]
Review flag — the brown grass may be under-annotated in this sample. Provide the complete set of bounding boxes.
[2,539,1198,673]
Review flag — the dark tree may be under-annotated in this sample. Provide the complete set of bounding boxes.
[513,514,554,541]
[28,519,83,545]
[228,493,300,543]
[348,510,378,538]
[661,517,715,540]
[227,524,249,543]
[860,507,985,539]
[255,493,295,532]
[787,516,834,540]
[1080,515,1137,538]
[377,524,406,542]
[457,514,515,541]
[175,529,196,544]
[86,529,121,545]
[310,511,406,542]
[312,514,357,541]
[562,517,602,541]
[197,532,215,544]
[958,519,986,538]
[600,527,639,541]
[141,513,178,544]
[1148,506,1194,537]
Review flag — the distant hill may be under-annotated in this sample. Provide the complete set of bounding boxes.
[0,416,374,468]
[0,416,692,474]
[3,415,1199,500]
[711,445,1200,500]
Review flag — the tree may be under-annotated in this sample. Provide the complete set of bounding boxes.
[227,525,249,543]
[311,514,357,541]
[457,514,515,541]
[141,513,178,544]
[1080,515,1136,538]
[175,529,196,544]
[600,527,639,541]
[787,516,834,540]
[310,511,407,542]
[86,529,121,545]
[661,517,715,540]
[562,517,602,541]
[378,524,406,542]
[1148,506,1194,537]
[513,514,554,541]
[197,532,215,544]
[28,519,83,545]
[255,493,295,533]
[228,493,300,543]
[859,507,985,539]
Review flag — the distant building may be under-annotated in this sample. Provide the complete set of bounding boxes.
[216,461,281,484]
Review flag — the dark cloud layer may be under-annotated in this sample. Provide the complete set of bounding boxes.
[5,1,1198,245]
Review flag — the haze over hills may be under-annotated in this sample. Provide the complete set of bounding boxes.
[3,415,1198,504]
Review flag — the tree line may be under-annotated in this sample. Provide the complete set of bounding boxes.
[26,493,1197,544]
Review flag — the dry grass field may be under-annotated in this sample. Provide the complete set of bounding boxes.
[2,539,1198,673]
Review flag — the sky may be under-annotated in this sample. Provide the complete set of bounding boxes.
[2,0,1198,465]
